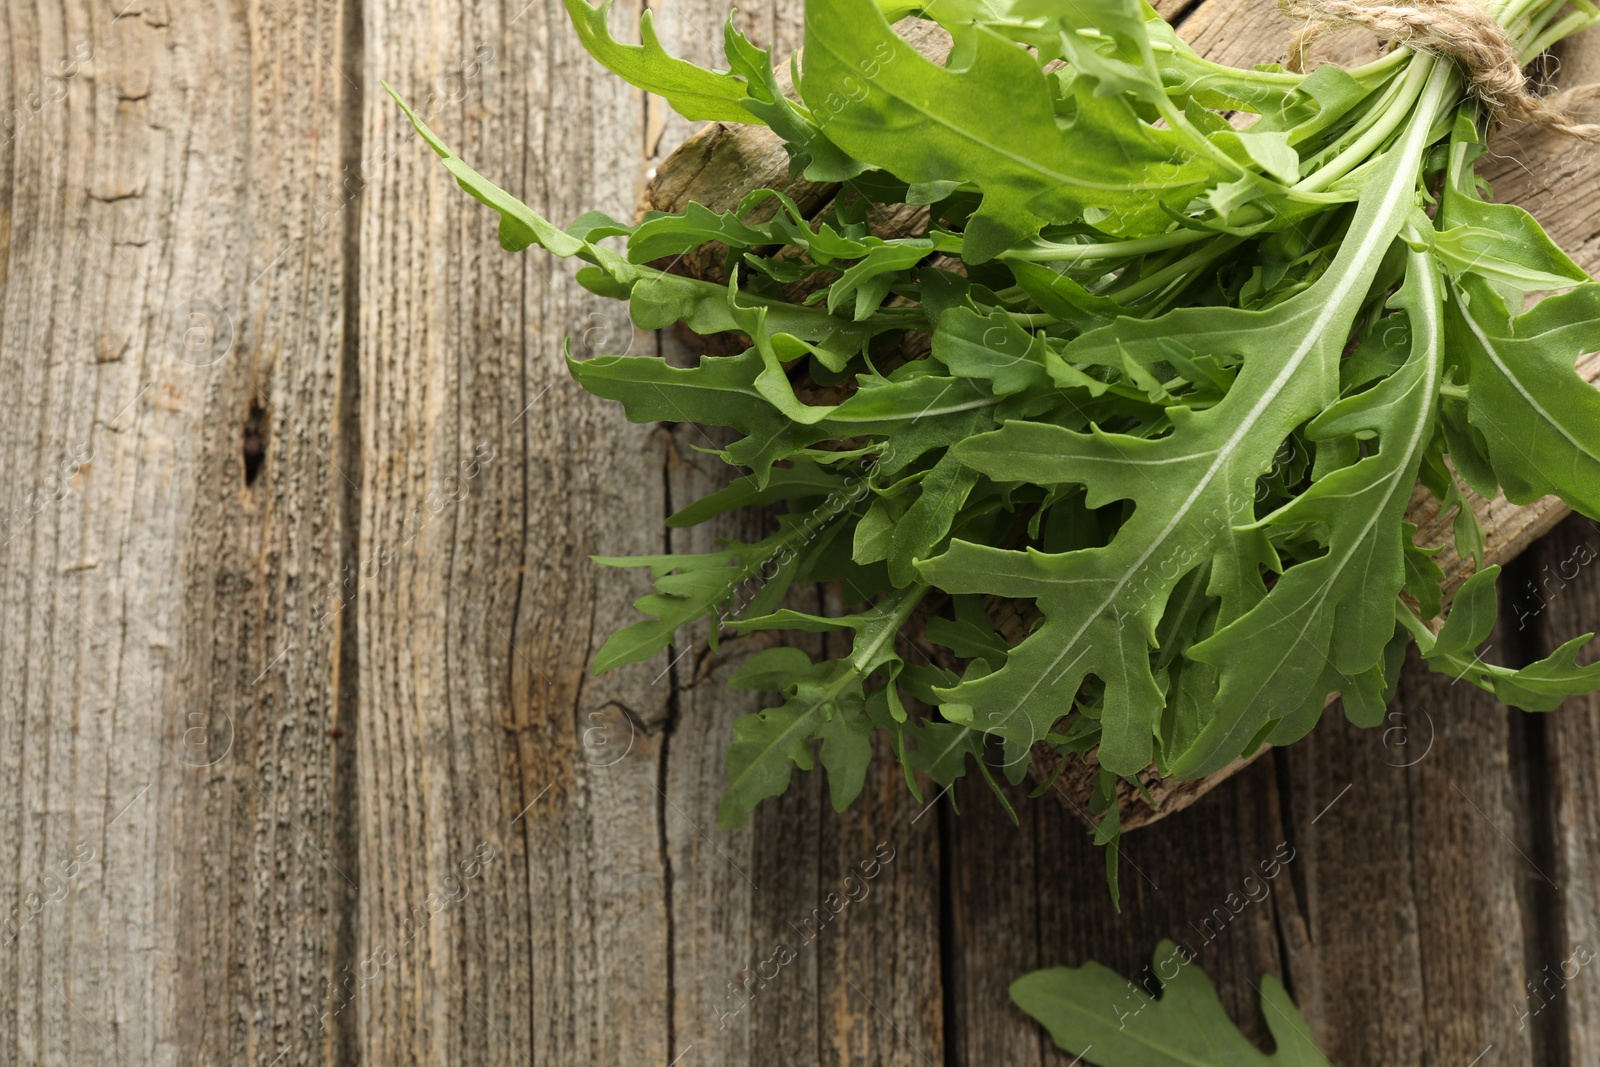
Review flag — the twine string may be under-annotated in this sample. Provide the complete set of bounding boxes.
[1280,0,1600,138]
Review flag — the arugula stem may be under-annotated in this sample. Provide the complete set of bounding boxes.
[1003,228,1208,264]
[1295,63,1413,169]
[1522,8,1600,61]
[852,582,929,674]
[1342,48,1417,85]
[1298,54,1436,192]
[1005,312,1060,327]
[1108,235,1246,304]
[1145,39,1305,87]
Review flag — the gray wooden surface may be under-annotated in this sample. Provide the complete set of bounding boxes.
[4,0,1600,1064]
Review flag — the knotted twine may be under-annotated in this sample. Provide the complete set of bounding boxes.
[1280,0,1600,139]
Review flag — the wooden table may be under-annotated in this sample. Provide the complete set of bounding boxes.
[5,0,1600,1063]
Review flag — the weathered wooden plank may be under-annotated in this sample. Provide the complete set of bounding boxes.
[1014,673,1539,1065]
[359,1,677,1063]
[1532,515,1600,1064]
[1278,659,1541,1064]
[665,619,820,1065]
[944,782,1046,1066]
[0,0,356,1063]
[1273,710,1426,1062]
[957,681,1541,1062]
[654,363,827,1065]
[815,722,945,1066]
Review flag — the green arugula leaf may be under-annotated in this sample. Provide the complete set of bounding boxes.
[1181,252,1444,774]
[562,0,757,123]
[665,458,852,528]
[628,198,783,263]
[719,585,925,826]
[1435,111,1590,299]
[720,21,866,180]
[1403,584,1600,711]
[1012,941,1331,1066]
[387,82,588,256]
[1489,637,1600,711]
[591,523,810,673]
[799,0,1228,259]
[1449,279,1600,516]
[1430,565,1500,659]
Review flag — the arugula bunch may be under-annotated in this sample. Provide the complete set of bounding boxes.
[392,0,1600,836]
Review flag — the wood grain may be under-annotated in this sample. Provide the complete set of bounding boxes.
[1532,516,1600,1064]
[5,0,1600,1063]
[359,0,683,1062]
[943,780,1046,1067]
[943,765,1297,1061]
[0,0,356,1063]
[1278,655,1542,1063]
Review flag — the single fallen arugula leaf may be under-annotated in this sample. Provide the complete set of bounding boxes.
[1012,941,1332,1066]
[392,0,1600,878]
